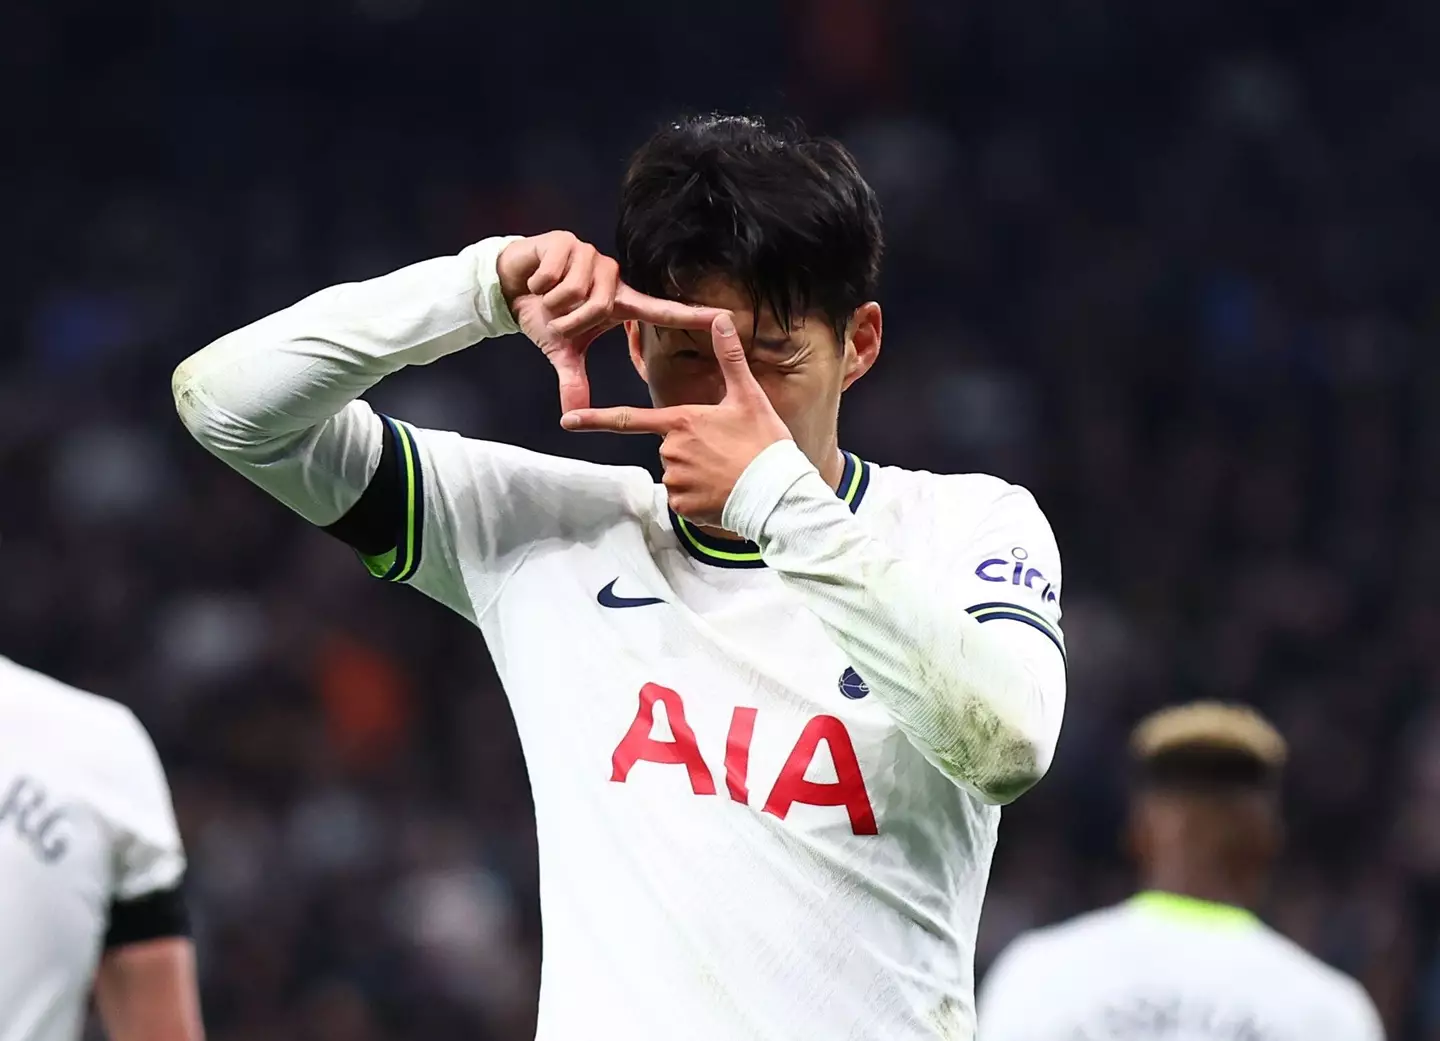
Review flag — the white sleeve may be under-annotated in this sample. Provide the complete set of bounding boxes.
[723,442,1066,804]
[1321,980,1386,1041]
[173,235,646,619]
[949,487,1064,656]
[975,937,1043,1041]
[173,236,521,525]
[105,711,186,902]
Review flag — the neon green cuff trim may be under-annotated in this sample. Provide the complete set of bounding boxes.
[393,420,420,581]
[360,548,397,578]
[1130,891,1259,928]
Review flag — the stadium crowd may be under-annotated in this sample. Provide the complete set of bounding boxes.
[5,0,1439,1037]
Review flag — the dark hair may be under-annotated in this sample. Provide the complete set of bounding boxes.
[615,114,884,338]
[1133,746,1282,796]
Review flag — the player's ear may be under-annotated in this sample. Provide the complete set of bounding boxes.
[625,320,649,384]
[840,302,882,391]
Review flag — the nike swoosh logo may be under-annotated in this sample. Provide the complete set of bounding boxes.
[597,578,666,609]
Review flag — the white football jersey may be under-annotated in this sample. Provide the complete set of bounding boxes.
[173,236,1069,1041]
[0,657,188,1041]
[978,893,1385,1041]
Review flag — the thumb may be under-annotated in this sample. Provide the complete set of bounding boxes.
[711,312,760,398]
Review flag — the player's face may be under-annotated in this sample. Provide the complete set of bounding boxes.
[625,278,881,465]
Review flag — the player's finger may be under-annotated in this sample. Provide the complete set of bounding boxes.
[560,404,684,434]
[527,236,576,296]
[542,246,597,314]
[711,312,762,397]
[613,284,725,330]
[549,257,621,339]
[548,349,592,414]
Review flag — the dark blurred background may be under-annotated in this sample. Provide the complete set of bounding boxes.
[4,0,1439,1037]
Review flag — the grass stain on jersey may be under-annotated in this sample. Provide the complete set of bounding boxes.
[911,644,1044,804]
[928,996,969,1041]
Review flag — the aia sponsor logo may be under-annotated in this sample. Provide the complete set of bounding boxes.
[609,684,879,836]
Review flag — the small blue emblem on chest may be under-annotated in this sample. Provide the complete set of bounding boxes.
[838,667,870,700]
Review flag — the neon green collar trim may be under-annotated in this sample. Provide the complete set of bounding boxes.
[673,451,871,569]
[1130,891,1259,928]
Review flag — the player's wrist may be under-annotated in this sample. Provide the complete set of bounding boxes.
[494,235,538,306]
[721,440,812,543]
[470,235,526,338]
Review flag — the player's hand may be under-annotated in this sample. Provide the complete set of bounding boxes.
[560,313,794,527]
[498,231,723,414]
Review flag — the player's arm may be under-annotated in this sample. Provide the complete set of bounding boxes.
[95,938,203,1041]
[94,711,202,1041]
[171,237,523,605]
[731,452,1066,803]
[174,233,718,613]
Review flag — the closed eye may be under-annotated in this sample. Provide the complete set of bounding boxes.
[754,337,806,364]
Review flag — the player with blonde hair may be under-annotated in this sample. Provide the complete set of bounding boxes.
[978,701,1383,1040]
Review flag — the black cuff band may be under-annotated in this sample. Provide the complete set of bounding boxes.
[104,881,191,949]
[324,415,402,555]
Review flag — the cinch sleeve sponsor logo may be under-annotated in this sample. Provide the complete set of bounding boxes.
[973,546,1058,604]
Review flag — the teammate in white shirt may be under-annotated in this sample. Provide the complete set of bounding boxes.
[173,114,1067,1041]
[977,701,1385,1041]
[0,655,203,1041]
